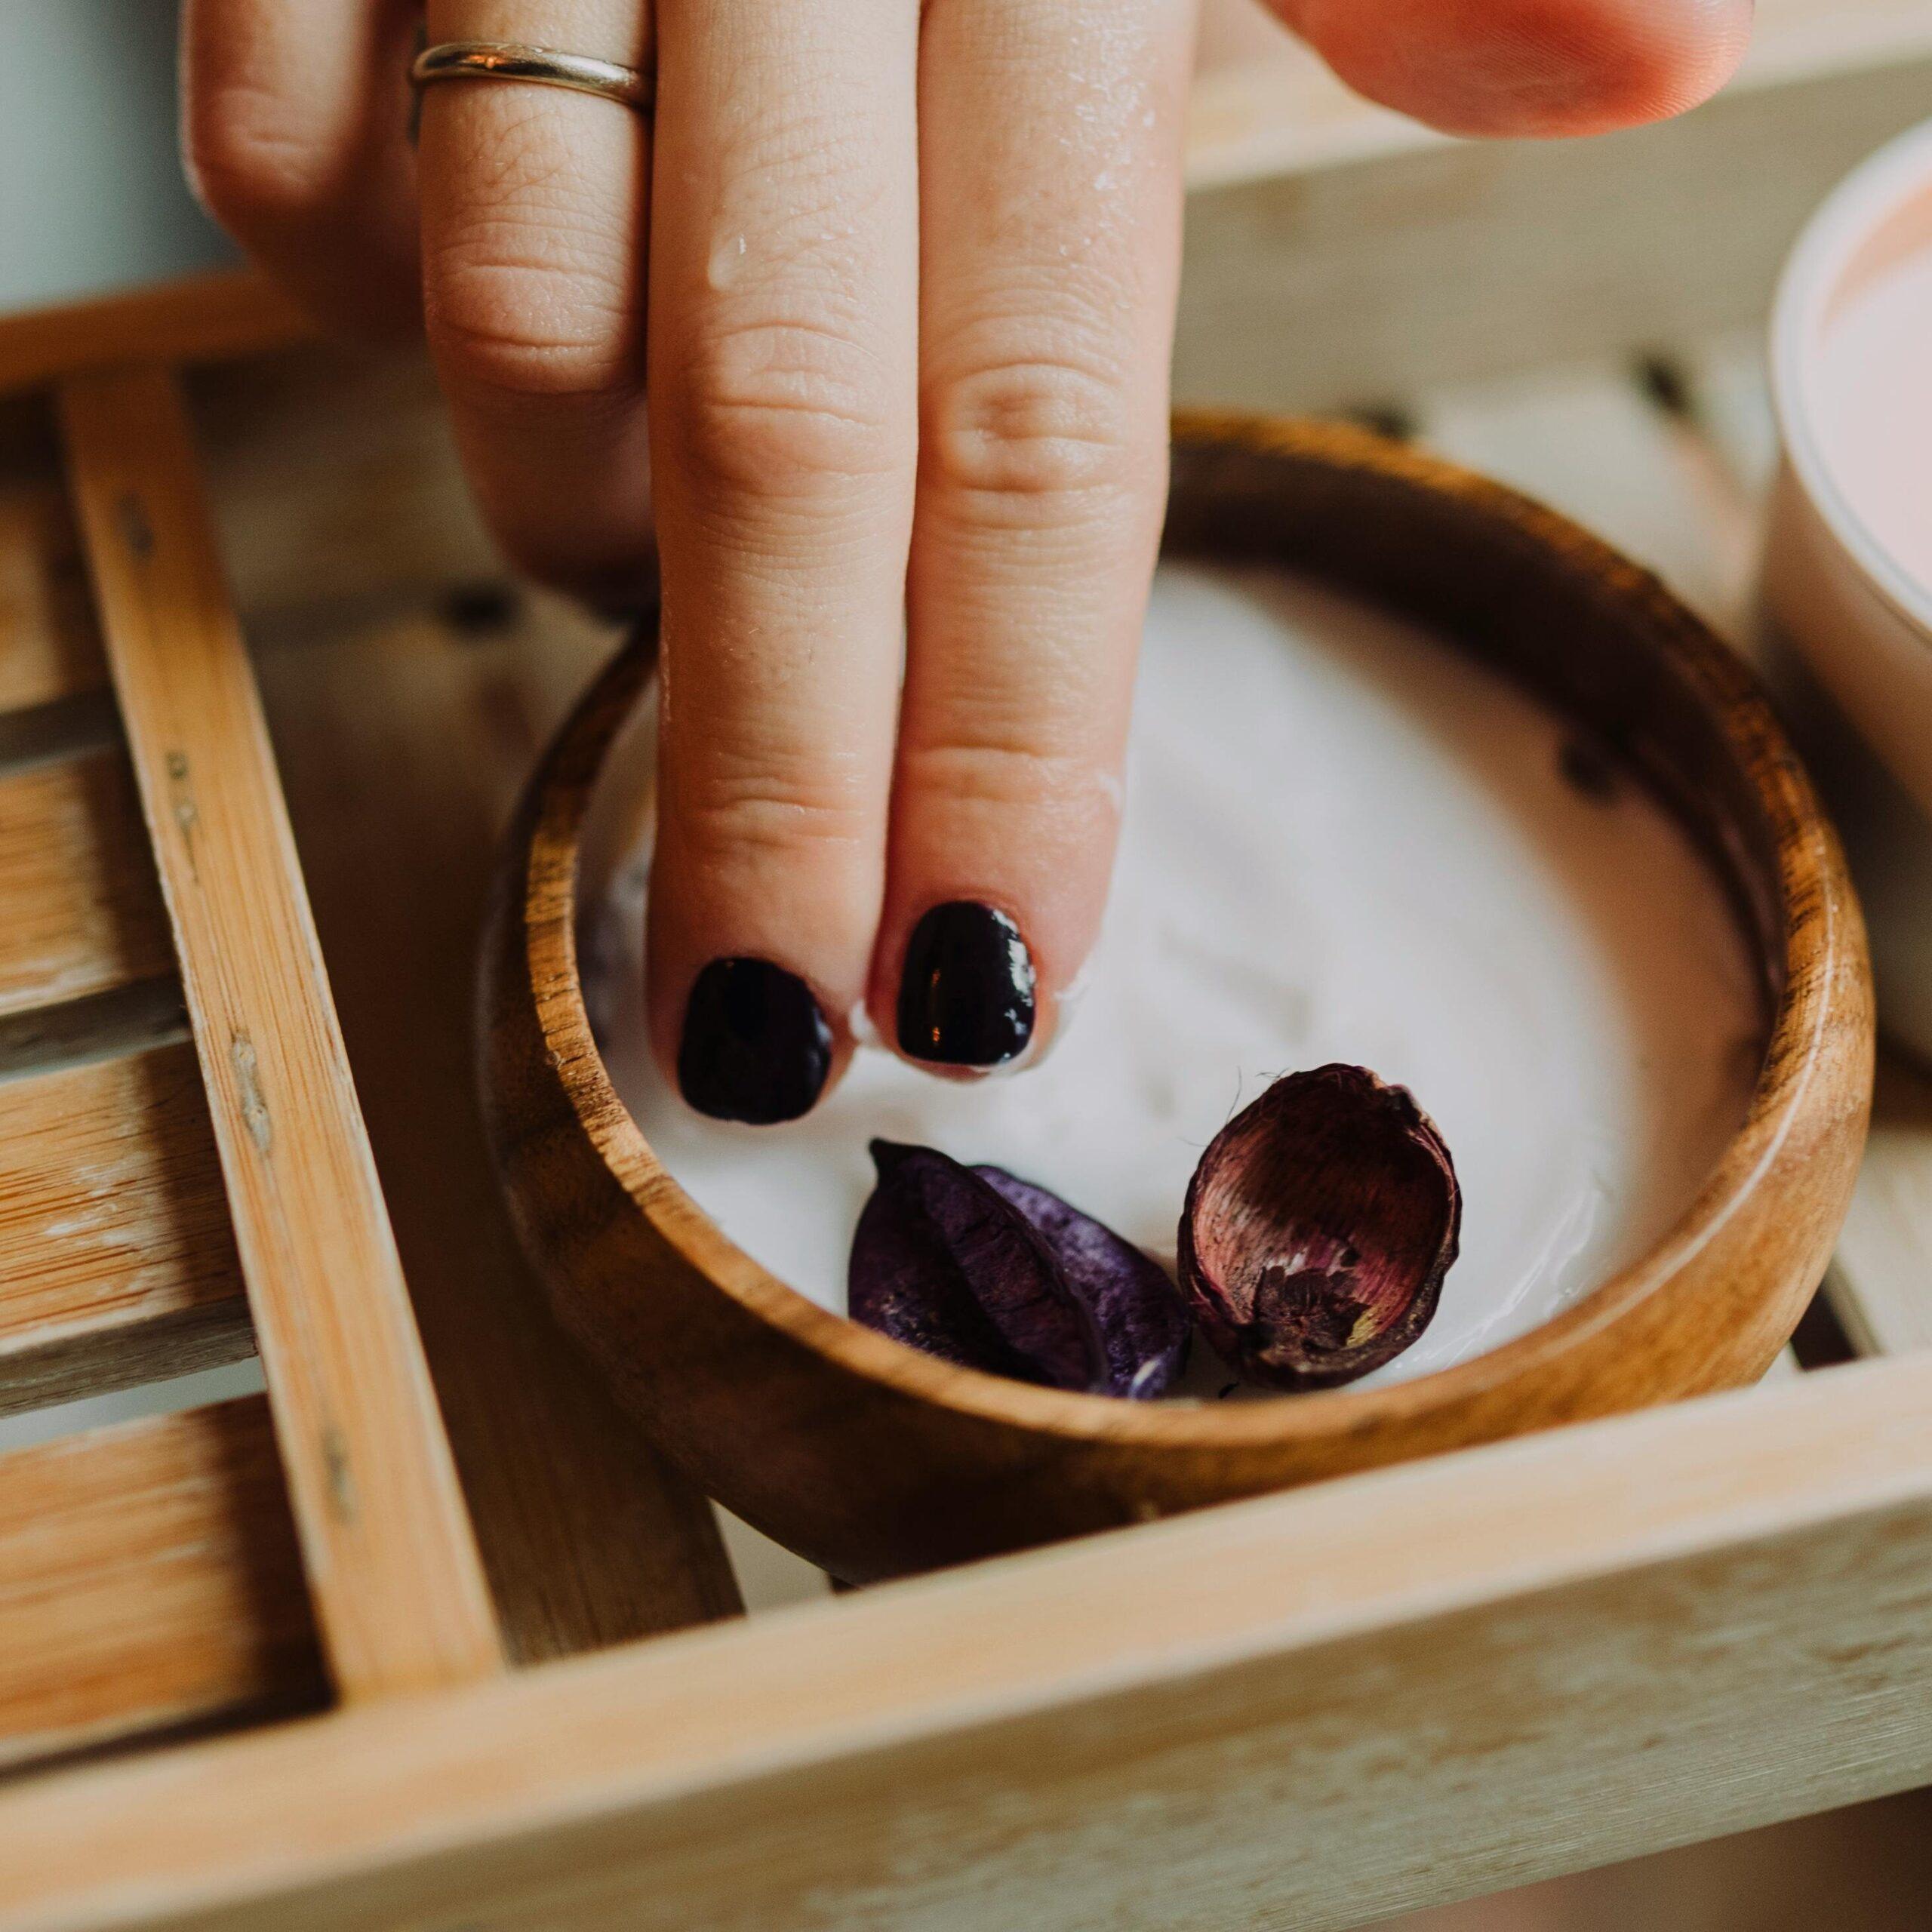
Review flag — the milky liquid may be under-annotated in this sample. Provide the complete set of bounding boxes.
[1814,242,1932,596]
[592,565,1761,1393]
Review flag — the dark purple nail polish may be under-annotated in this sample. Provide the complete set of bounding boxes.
[678,958,832,1124]
[896,903,1035,1068]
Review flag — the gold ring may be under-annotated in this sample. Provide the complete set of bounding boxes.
[411,40,654,114]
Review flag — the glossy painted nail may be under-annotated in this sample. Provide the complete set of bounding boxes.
[896,903,1036,1067]
[678,958,832,1124]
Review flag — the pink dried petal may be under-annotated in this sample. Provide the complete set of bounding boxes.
[1180,1066,1460,1390]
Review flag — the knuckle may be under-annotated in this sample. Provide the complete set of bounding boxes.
[902,737,1115,826]
[427,238,635,401]
[670,318,905,501]
[675,763,876,866]
[426,133,638,399]
[185,89,334,230]
[924,357,1155,511]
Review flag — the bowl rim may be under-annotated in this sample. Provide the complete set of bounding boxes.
[1770,114,1932,646]
[511,411,1867,1452]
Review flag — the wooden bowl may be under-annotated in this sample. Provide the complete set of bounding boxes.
[480,413,1874,1585]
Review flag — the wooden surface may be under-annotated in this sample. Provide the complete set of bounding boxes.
[0,272,309,404]
[0,481,105,712]
[483,413,1872,1585]
[1828,1059,1932,1358]
[0,1044,248,1415]
[58,366,500,1700]
[186,346,506,628]
[254,591,741,1659]
[1177,20,1932,411]
[0,1398,318,1774]
[0,753,174,1019]
[5,1356,1932,1931]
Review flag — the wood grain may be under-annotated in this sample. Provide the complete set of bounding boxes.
[0,481,106,714]
[0,272,309,404]
[483,414,1873,1584]
[257,600,740,1659]
[0,1044,251,1415]
[0,752,174,1019]
[5,1359,1932,1931]
[0,1398,319,1775]
[58,365,501,1699]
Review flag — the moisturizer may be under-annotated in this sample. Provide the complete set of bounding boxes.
[595,565,1761,1391]
[1811,208,1932,598]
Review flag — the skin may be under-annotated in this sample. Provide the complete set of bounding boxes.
[181,0,1754,1112]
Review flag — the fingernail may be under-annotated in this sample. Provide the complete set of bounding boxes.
[678,959,832,1124]
[896,903,1036,1068]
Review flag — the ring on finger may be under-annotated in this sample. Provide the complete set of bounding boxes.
[411,38,654,114]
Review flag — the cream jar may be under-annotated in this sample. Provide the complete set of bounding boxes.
[1766,118,1932,1059]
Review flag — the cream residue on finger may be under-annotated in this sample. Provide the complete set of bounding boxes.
[594,565,1761,1392]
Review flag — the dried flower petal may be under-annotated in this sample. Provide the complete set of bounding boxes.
[849,1141,1189,1398]
[975,1167,1190,1398]
[1179,1066,1460,1390]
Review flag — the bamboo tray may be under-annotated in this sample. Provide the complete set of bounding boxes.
[2,269,1932,1932]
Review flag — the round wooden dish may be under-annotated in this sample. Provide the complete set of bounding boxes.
[481,412,1875,1585]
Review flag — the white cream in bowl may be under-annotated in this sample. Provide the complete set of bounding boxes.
[592,563,1761,1392]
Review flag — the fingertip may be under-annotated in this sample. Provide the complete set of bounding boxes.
[670,956,846,1126]
[868,865,1107,1081]
[1282,0,1752,139]
[888,901,1040,1072]
[645,795,884,1128]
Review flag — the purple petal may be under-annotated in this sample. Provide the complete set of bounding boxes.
[974,1168,1190,1399]
[851,1142,1106,1392]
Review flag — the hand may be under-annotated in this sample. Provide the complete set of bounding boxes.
[183,0,1752,1121]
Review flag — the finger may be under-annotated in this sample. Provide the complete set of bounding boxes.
[875,0,1195,1070]
[1270,0,1753,138]
[181,0,422,334]
[645,0,918,1122]
[417,1,655,602]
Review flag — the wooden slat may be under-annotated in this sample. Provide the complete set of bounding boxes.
[0,752,174,1019]
[58,366,501,1700]
[0,1044,251,1416]
[1176,53,1932,414]
[0,481,106,713]
[5,1360,1932,1930]
[258,601,741,1659]
[1682,334,1782,504]
[0,978,191,1086]
[0,272,309,404]
[1826,1057,1932,1357]
[0,1398,320,1774]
